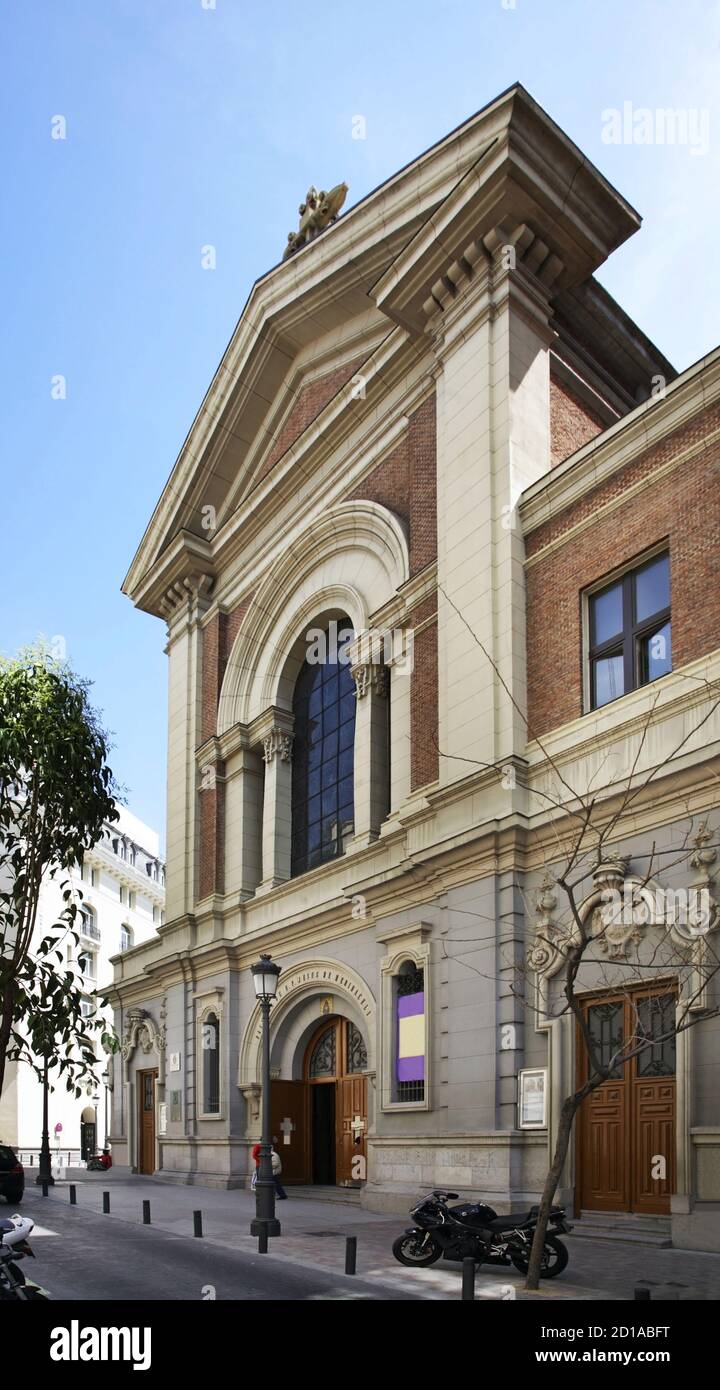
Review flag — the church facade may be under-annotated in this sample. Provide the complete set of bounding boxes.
[109,85,720,1249]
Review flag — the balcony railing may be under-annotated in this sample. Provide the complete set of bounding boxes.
[80,918,101,941]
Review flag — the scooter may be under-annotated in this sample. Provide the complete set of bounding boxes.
[0,1213,50,1300]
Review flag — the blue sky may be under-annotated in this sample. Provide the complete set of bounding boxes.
[2,0,718,843]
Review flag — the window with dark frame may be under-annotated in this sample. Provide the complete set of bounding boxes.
[291,625,356,877]
[588,551,671,710]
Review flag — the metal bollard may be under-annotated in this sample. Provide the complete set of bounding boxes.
[193,1210,203,1238]
[634,1286,651,1301]
[462,1257,475,1301]
[258,1229,268,1254]
[143,1200,151,1225]
[69,1184,77,1206]
[41,1180,49,1198]
[345,1236,357,1276]
[102,1191,110,1214]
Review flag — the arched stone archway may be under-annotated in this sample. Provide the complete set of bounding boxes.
[238,959,376,1187]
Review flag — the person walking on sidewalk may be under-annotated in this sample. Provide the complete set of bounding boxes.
[251,1139,287,1199]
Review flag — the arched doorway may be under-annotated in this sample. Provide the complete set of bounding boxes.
[80,1106,96,1162]
[270,1014,368,1186]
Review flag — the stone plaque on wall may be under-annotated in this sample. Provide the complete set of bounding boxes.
[170,1090,182,1123]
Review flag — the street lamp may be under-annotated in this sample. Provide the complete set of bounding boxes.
[250,953,281,1249]
[36,1049,54,1187]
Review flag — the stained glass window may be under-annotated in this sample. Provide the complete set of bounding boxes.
[291,627,356,876]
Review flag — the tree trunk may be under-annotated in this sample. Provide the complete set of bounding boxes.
[0,981,17,1099]
[525,1094,579,1290]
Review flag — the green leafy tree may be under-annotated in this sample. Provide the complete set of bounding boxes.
[0,644,120,1101]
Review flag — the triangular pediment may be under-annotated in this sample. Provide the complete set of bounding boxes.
[124,84,642,618]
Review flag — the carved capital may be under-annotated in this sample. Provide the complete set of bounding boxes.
[351,662,389,700]
[262,729,293,764]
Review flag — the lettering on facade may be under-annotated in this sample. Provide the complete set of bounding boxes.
[252,966,373,1042]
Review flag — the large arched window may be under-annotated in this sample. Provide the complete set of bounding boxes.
[291,626,356,876]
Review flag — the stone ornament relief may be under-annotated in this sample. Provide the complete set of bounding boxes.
[262,729,293,764]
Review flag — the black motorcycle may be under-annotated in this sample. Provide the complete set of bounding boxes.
[392,1190,572,1278]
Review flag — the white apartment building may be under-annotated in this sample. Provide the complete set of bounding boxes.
[0,807,165,1168]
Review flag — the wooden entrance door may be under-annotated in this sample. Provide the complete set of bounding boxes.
[270,1080,309,1183]
[304,1017,368,1187]
[577,987,676,1214]
[137,1070,157,1175]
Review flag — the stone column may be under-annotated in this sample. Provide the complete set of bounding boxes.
[223,739,264,900]
[160,575,213,921]
[350,661,390,847]
[255,714,294,893]
[431,226,560,785]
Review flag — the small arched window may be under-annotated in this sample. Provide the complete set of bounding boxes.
[202,1012,220,1115]
[291,626,356,876]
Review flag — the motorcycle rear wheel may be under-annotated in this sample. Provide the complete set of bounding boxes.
[510,1235,568,1278]
[392,1233,442,1267]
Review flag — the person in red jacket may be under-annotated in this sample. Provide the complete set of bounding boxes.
[251,1140,287,1198]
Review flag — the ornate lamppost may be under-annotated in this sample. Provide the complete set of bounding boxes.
[250,953,281,1250]
[35,1025,54,1187]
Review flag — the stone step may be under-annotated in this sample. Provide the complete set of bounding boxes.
[287,1185,362,1205]
[570,1213,671,1247]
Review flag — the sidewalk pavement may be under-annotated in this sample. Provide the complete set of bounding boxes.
[25,1169,720,1301]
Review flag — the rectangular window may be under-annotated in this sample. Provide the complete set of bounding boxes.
[588,551,671,710]
[119,886,126,905]
[394,965,425,1103]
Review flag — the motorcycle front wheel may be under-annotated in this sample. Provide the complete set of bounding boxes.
[510,1235,569,1279]
[392,1233,442,1267]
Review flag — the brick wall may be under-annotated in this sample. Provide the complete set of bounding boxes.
[254,356,365,488]
[550,374,605,467]
[408,592,439,790]
[526,402,720,736]
[349,393,437,575]
[198,767,225,900]
[201,596,253,744]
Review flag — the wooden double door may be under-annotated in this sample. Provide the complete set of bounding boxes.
[270,1017,368,1186]
[137,1069,157,1175]
[577,986,676,1215]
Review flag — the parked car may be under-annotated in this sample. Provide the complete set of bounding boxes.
[0,1146,24,1205]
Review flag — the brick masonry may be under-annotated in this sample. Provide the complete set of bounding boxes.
[198,598,252,900]
[254,356,366,489]
[201,598,253,745]
[349,394,437,576]
[349,393,439,788]
[408,593,439,790]
[526,401,720,736]
[549,373,605,467]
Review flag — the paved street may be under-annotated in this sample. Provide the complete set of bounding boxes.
[14,1186,421,1302]
[12,1171,720,1301]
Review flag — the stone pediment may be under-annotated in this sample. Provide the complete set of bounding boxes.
[123,84,641,619]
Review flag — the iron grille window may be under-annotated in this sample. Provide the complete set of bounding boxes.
[309,1026,336,1078]
[291,627,356,876]
[636,994,676,1077]
[395,963,425,1103]
[347,1022,368,1074]
[587,1001,624,1078]
[202,1013,220,1114]
[588,551,671,709]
